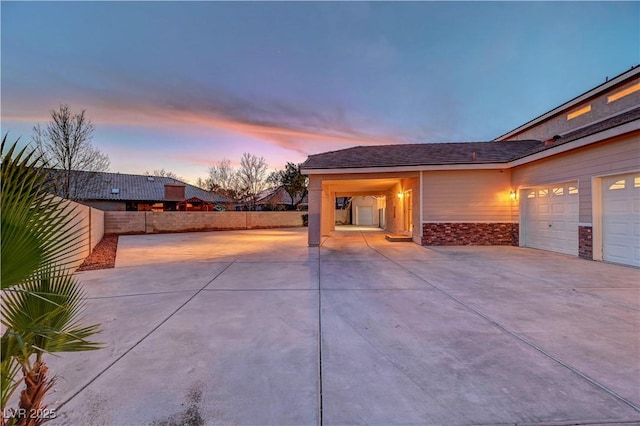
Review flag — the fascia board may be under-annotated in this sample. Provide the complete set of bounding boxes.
[301,162,508,175]
[507,120,639,167]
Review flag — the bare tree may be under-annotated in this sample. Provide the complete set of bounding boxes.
[238,152,268,210]
[33,104,110,200]
[207,159,241,200]
[195,176,210,190]
[145,168,182,181]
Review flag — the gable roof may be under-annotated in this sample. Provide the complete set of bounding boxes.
[48,170,230,203]
[301,106,640,171]
[256,186,308,205]
[301,140,543,170]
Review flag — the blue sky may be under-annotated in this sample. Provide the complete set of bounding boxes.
[2,1,638,183]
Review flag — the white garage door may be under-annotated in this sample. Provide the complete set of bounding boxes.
[523,182,579,256]
[355,206,373,226]
[602,173,640,267]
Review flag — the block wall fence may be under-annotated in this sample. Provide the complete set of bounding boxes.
[104,211,306,234]
[58,198,105,272]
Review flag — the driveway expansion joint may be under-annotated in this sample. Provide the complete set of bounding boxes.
[358,231,640,414]
[55,260,237,412]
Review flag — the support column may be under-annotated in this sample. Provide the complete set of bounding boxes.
[321,186,332,236]
[307,176,322,247]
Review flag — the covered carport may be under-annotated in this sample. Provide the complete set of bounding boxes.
[304,172,420,246]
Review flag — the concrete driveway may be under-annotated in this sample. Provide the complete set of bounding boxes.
[46,228,640,425]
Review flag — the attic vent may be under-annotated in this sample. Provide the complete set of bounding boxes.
[111,188,120,194]
[147,176,155,182]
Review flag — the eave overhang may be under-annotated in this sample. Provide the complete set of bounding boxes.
[301,119,639,176]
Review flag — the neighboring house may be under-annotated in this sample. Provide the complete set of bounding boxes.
[301,66,640,267]
[254,186,308,211]
[47,170,230,211]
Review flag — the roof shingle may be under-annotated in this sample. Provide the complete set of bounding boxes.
[301,107,640,170]
[301,140,544,170]
[48,170,230,203]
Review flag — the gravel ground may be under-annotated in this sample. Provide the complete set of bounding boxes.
[77,235,118,271]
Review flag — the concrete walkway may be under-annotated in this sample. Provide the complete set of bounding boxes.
[46,228,640,425]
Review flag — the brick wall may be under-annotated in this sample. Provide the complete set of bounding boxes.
[578,225,593,260]
[104,211,305,234]
[422,222,519,246]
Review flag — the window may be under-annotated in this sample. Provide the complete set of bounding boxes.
[538,189,548,197]
[635,177,640,188]
[111,188,120,194]
[567,105,591,120]
[552,187,564,196]
[608,180,625,190]
[607,83,640,103]
[568,186,578,195]
[526,190,536,199]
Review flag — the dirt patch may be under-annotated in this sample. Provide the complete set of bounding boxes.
[77,235,118,271]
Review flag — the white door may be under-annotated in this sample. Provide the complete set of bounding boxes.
[602,173,640,267]
[356,206,373,226]
[522,182,579,255]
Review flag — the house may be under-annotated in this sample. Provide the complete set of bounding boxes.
[48,170,230,211]
[301,66,640,267]
[254,186,308,211]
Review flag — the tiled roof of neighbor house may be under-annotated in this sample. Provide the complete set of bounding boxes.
[48,170,230,203]
[301,140,544,169]
[302,107,640,170]
[257,186,308,205]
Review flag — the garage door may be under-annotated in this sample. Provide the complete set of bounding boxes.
[523,182,579,256]
[355,206,373,226]
[602,173,640,267]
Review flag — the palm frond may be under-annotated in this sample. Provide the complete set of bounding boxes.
[1,136,87,289]
[1,264,102,357]
[0,356,21,409]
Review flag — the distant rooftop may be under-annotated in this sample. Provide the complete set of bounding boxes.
[47,170,230,203]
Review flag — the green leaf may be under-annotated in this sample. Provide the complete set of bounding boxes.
[1,265,102,357]
[1,136,86,289]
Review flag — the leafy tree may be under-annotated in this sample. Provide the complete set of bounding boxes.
[271,162,308,209]
[238,153,268,210]
[1,135,102,424]
[32,104,110,200]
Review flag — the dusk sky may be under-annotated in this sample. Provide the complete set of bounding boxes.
[2,1,638,184]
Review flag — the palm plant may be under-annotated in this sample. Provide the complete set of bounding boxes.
[1,135,102,425]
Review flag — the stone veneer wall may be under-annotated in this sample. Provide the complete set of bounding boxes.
[422,223,518,246]
[578,225,593,260]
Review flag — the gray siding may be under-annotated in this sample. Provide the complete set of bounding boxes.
[504,77,640,141]
[512,132,640,223]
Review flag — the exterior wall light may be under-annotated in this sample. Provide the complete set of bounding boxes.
[509,190,517,200]
[397,192,404,199]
